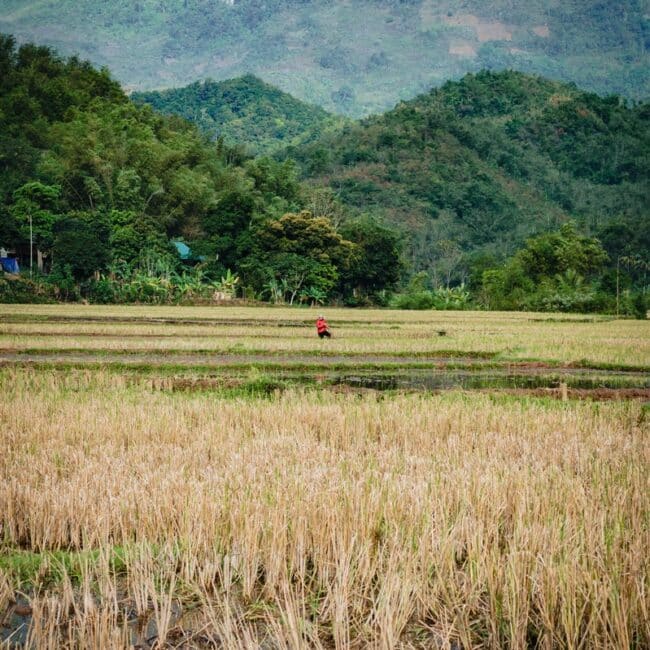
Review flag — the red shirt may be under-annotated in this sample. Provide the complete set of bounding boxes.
[316,318,328,333]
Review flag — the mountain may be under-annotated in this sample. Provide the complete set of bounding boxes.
[286,70,650,276]
[132,75,345,155]
[1,1,648,116]
[1,34,647,310]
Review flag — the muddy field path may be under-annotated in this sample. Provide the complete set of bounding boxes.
[0,349,498,367]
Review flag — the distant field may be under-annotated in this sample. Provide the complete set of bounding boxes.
[2,304,649,368]
[1,305,648,647]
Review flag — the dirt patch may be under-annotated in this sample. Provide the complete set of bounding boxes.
[444,14,512,42]
[548,93,574,107]
[449,42,477,57]
[475,21,512,42]
[533,25,550,38]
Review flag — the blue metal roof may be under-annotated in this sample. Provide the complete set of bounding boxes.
[172,241,192,260]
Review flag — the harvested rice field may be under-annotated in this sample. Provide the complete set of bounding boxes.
[1,305,649,648]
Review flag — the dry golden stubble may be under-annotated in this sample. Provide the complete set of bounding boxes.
[1,304,648,366]
[1,367,648,647]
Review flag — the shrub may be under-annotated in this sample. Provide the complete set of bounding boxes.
[82,278,118,304]
[0,274,57,303]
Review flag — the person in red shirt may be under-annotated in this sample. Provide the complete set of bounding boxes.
[316,315,331,338]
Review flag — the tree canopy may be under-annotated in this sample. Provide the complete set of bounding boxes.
[0,36,403,306]
[0,36,646,314]
[133,76,345,155]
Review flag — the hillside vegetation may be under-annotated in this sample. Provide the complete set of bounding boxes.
[132,75,345,155]
[0,35,400,307]
[288,70,650,292]
[1,0,648,116]
[1,36,647,313]
[0,36,293,283]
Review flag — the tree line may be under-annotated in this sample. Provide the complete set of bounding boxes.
[0,35,401,306]
[0,36,647,315]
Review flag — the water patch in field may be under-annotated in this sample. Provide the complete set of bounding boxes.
[159,368,650,400]
[0,596,30,647]
[330,369,650,393]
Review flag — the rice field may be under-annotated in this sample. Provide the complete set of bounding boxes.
[1,304,649,367]
[1,305,649,648]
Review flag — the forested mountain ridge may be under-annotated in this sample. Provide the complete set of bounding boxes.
[1,35,647,313]
[1,0,647,116]
[132,75,346,155]
[287,70,650,282]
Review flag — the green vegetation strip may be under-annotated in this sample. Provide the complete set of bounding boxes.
[0,547,127,587]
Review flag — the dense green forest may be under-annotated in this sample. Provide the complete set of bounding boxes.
[0,35,401,306]
[0,36,647,314]
[287,70,649,312]
[132,75,345,155]
[1,0,648,116]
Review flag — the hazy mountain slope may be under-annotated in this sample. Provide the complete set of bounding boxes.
[286,70,650,271]
[1,0,647,116]
[132,75,345,155]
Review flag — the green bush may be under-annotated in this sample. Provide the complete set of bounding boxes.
[82,278,117,304]
[46,266,80,301]
[0,274,57,303]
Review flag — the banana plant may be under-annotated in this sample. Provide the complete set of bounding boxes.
[300,286,327,306]
[212,268,240,298]
[264,278,284,304]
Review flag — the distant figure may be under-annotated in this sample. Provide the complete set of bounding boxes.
[316,315,331,338]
